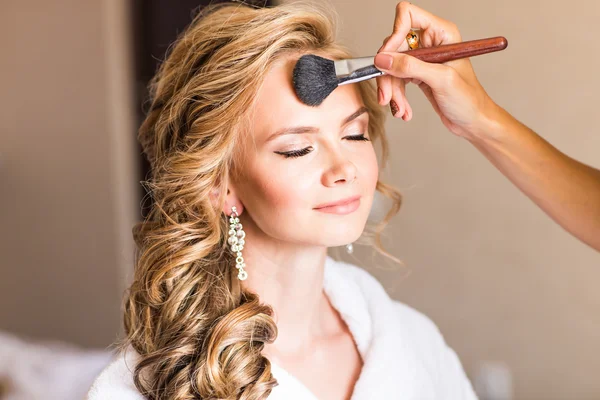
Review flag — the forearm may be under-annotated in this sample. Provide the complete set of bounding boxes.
[469,104,600,251]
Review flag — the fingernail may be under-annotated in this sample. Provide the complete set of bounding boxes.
[374,53,393,70]
[378,87,383,103]
[390,100,400,117]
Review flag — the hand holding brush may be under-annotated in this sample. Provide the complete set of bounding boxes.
[293,36,507,108]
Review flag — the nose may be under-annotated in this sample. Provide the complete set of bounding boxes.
[321,150,357,187]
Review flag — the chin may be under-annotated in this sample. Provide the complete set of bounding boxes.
[310,215,368,247]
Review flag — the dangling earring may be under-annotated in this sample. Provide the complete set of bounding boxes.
[345,243,354,254]
[228,206,248,281]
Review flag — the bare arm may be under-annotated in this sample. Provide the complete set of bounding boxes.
[471,105,600,251]
[375,1,600,252]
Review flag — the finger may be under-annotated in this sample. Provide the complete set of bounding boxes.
[389,77,406,118]
[381,1,460,53]
[418,82,443,117]
[402,97,413,121]
[376,74,393,106]
[379,32,411,53]
[376,75,384,104]
[378,35,391,53]
[420,83,454,128]
[374,52,455,93]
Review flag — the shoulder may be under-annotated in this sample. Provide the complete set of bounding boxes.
[86,346,145,400]
[396,300,477,397]
[326,257,477,398]
[393,300,477,398]
[326,257,446,335]
[325,256,389,298]
[326,257,447,344]
[393,300,446,342]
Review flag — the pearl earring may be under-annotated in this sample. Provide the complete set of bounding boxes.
[345,243,354,254]
[228,206,248,281]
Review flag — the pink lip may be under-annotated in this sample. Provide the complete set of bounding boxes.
[314,195,361,215]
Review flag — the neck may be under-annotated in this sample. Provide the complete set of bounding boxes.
[238,221,338,358]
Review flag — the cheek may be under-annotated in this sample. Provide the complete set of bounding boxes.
[237,161,320,242]
[239,160,312,216]
[255,173,300,209]
[356,145,379,193]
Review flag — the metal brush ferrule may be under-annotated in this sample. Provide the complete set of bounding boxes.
[334,56,384,85]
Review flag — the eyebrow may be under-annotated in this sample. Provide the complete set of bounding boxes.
[265,106,369,142]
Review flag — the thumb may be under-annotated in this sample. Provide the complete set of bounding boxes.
[374,52,453,92]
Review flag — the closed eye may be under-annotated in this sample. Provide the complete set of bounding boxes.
[274,146,313,158]
[344,133,370,141]
[274,133,370,158]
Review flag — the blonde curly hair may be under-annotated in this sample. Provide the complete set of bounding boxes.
[116,2,402,399]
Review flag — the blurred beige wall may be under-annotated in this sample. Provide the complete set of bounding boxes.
[1,0,599,398]
[0,0,137,348]
[298,0,599,399]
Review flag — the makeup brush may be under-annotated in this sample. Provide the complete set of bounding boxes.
[292,36,508,106]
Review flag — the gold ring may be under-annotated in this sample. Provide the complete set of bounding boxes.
[406,30,420,50]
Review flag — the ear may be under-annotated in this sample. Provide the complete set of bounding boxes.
[209,180,244,216]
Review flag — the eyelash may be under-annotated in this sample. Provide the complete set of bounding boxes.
[275,134,370,158]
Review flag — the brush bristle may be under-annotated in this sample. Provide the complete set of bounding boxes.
[292,54,338,107]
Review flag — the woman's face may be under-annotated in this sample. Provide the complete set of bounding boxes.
[231,54,379,248]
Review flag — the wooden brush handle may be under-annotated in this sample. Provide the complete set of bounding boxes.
[402,36,508,63]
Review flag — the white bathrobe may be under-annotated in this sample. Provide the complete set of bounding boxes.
[86,256,478,399]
